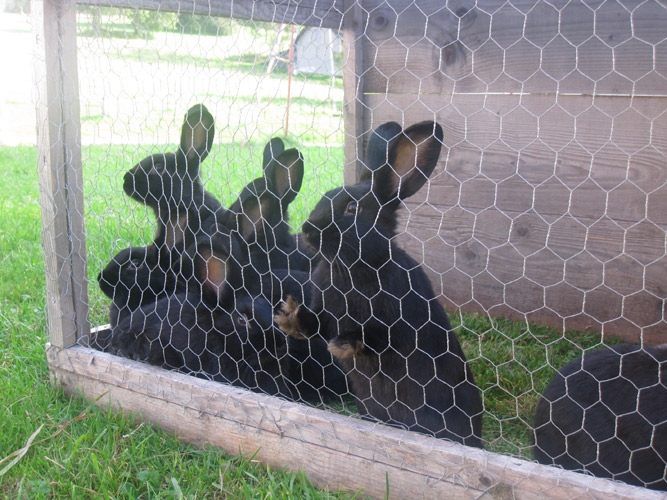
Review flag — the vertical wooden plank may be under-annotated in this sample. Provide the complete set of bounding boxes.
[342,0,365,184]
[33,0,89,348]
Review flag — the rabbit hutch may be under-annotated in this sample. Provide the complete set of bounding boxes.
[35,0,667,498]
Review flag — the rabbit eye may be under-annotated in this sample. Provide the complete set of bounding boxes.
[345,201,361,216]
[128,258,143,270]
[151,162,165,173]
[237,314,249,327]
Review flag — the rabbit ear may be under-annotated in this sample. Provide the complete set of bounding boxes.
[359,121,403,183]
[262,137,286,170]
[236,193,262,241]
[237,194,276,243]
[374,121,443,203]
[179,104,215,171]
[264,149,304,207]
[194,235,229,304]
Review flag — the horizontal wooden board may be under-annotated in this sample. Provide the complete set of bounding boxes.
[77,0,344,29]
[360,0,667,95]
[47,344,665,500]
[397,208,667,343]
[363,94,667,166]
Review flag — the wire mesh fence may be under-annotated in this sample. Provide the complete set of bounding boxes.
[35,0,667,496]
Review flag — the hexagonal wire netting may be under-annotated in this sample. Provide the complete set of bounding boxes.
[36,0,667,495]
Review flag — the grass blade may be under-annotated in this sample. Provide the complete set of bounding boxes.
[0,424,44,476]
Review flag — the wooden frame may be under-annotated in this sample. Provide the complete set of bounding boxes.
[48,342,663,500]
[34,0,667,498]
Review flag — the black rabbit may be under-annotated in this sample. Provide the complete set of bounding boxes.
[97,245,178,327]
[123,104,227,279]
[228,137,313,272]
[193,229,348,403]
[110,288,294,397]
[110,227,346,404]
[275,121,483,447]
[92,245,179,352]
[532,343,667,491]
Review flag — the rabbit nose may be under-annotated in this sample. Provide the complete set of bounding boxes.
[301,219,322,248]
[123,172,135,193]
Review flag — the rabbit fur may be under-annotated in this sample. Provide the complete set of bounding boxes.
[532,343,667,491]
[193,228,348,403]
[109,226,346,404]
[227,137,313,273]
[92,245,179,351]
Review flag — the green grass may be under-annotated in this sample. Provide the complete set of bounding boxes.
[452,314,621,457]
[0,143,624,497]
[74,17,345,149]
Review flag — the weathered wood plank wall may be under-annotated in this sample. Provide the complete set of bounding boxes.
[77,0,345,29]
[349,0,667,343]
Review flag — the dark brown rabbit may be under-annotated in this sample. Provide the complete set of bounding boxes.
[533,343,667,491]
[275,121,483,447]
[123,104,227,278]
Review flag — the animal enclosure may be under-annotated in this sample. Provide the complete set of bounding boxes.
[35,0,667,498]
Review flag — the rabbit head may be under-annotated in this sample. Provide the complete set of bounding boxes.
[302,121,443,266]
[98,245,173,302]
[123,104,215,212]
[190,228,250,310]
[229,142,304,250]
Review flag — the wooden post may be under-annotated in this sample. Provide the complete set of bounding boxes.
[342,0,365,185]
[33,0,89,348]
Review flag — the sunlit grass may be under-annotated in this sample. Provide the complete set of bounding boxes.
[453,313,622,457]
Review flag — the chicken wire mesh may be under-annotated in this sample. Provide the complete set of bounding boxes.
[36,0,667,494]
